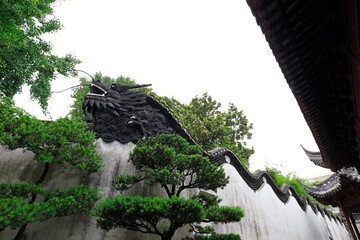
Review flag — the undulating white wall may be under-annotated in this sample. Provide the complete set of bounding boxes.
[212,164,350,240]
[0,140,351,240]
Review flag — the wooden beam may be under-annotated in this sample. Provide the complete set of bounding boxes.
[351,213,360,239]
[338,198,358,240]
[343,209,358,240]
[346,0,360,169]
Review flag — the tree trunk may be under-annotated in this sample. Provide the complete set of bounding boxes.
[161,229,176,240]
[14,223,28,240]
[161,235,172,240]
[14,162,50,240]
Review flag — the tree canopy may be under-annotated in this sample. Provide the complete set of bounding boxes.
[0,0,80,110]
[0,97,102,238]
[147,92,254,168]
[92,134,243,240]
[0,97,102,172]
[0,182,99,232]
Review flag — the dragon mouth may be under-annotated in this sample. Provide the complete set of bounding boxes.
[87,83,107,97]
[83,83,122,116]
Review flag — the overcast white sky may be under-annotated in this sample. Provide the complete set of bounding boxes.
[14,0,331,178]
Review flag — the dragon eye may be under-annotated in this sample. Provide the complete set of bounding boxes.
[111,84,116,90]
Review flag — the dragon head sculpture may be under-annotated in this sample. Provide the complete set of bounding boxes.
[83,80,175,143]
[83,80,152,116]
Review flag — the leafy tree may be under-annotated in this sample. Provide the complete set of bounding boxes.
[92,134,243,240]
[264,166,338,214]
[0,0,80,110]
[0,97,102,239]
[0,98,101,172]
[265,166,310,198]
[152,93,254,168]
[0,183,99,232]
[69,72,136,122]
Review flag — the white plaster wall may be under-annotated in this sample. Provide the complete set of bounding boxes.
[212,164,351,240]
[0,140,191,240]
[0,141,352,240]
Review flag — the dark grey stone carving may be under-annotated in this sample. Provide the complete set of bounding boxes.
[83,80,175,143]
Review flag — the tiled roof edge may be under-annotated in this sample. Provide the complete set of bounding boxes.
[301,145,326,167]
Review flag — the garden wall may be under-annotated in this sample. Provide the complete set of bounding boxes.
[213,164,349,239]
[0,140,351,240]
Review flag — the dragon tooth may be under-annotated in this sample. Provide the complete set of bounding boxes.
[110,109,120,116]
[95,101,100,109]
[107,103,115,108]
[83,100,89,109]
[101,102,107,108]
[89,100,95,107]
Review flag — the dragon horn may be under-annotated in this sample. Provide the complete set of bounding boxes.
[125,84,152,89]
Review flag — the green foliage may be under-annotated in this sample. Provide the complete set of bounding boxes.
[43,185,100,217]
[0,196,42,231]
[265,166,336,210]
[0,182,45,231]
[121,134,229,197]
[265,166,311,198]
[0,182,99,231]
[93,195,243,240]
[0,97,102,172]
[93,134,243,240]
[192,193,243,224]
[69,72,135,122]
[150,92,254,168]
[112,175,146,192]
[186,193,243,239]
[0,0,80,110]
[93,196,204,232]
[177,93,253,168]
[0,97,102,236]
[0,182,45,199]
